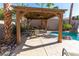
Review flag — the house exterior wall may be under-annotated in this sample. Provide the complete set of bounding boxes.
[63,19,79,24]
[30,20,41,28]
[30,18,59,30]
[30,18,79,31]
[47,18,58,30]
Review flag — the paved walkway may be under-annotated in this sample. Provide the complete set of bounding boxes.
[16,35,62,56]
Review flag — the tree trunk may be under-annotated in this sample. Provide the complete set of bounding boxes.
[69,3,73,24]
[4,3,12,44]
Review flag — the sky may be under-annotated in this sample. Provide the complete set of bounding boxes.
[0,3,79,18]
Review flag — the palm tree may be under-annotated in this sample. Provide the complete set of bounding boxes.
[46,3,58,9]
[36,3,58,9]
[36,3,46,8]
[16,3,28,7]
[69,3,74,24]
[4,3,12,43]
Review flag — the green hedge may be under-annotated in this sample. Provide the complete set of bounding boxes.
[63,23,72,30]
[12,24,32,35]
[0,9,4,20]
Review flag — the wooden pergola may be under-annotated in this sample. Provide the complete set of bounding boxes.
[14,6,66,44]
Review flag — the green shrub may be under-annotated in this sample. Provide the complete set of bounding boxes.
[21,24,27,32]
[12,24,31,34]
[63,23,72,30]
[12,25,16,35]
[12,24,27,35]
[0,9,4,20]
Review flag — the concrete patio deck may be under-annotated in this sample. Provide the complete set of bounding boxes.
[62,40,79,56]
[15,34,62,56]
[12,33,79,56]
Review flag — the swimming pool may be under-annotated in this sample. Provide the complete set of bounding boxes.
[50,31,79,41]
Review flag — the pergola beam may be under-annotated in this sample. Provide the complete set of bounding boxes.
[14,6,66,13]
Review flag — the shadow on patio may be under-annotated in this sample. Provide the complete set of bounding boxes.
[21,41,58,52]
[29,32,58,39]
[12,34,59,56]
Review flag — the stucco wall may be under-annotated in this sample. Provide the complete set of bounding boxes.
[12,18,79,31]
[30,18,59,30]
[47,18,59,30]
[63,19,79,24]
[30,20,41,28]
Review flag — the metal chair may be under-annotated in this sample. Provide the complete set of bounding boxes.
[62,48,70,56]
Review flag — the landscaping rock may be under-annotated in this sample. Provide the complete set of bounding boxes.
[0,38,17,56]
[10,53,16,56]
[1,46,8,50]
[1,46,8,53]
[2,51,11,56]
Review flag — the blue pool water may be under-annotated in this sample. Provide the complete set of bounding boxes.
[50,32,79,41]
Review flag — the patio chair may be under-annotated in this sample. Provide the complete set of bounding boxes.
[62,40,79,56]
[62,48,79,56]
[62,48,70,56]
[63,36,72,40]
[29,29,40,38]
[29,29,47,39]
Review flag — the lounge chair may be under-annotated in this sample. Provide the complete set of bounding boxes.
[62,48,70,56]
[62,48,79,56]
[29,29,40,39]
[62,40,79,56]
[63,36,72,40]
